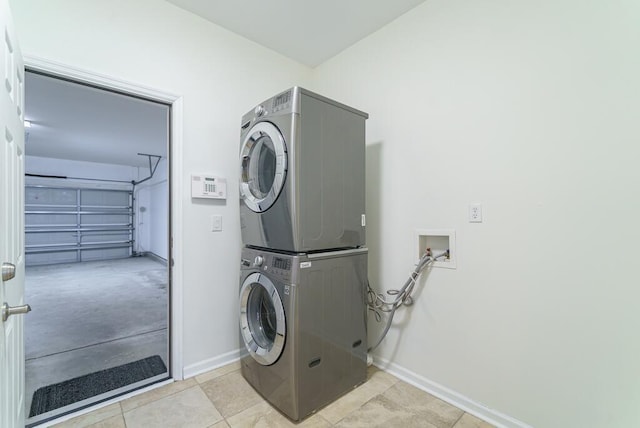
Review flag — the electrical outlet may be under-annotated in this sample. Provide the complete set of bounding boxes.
[469,203,482,223]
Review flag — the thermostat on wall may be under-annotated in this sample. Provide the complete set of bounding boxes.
[191,174,227,199]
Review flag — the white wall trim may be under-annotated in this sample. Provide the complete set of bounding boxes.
[23,54,185,380]
[373,356,532,428]
[183,349,242,379]
[169,96,184,380]
[24,55,179,102]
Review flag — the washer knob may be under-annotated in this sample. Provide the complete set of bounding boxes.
[254,256,264,267]
[254,105,265,117]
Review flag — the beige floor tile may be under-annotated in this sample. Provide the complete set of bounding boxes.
[200,370,263,418]
[123,386,223,428]
[51,366,478,428]
[86,414,126,428]
[317,385,375,424]
[335,394,436,428]
[226,400,332,428]
[453,413,495,428]
[365,367,400,393]
[196,361,242,384]
[318,368,398,424]
[296,414,333,428]
[383,382,464,428]
[52,403,122,428]
[120,378,197,412]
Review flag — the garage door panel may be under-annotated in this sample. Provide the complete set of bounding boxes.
[25,185,133,265]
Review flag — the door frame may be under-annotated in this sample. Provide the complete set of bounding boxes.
[23,55,184,381]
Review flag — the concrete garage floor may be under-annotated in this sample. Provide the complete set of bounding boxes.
[24,256,169,420]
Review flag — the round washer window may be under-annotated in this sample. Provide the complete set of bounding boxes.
[239,272,286,366]
[246,285,277,349]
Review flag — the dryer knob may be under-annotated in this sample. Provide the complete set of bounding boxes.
[254,256,264,267]
[254,105,265,117]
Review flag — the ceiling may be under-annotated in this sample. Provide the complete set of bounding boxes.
[25,72,169,168]
[164,0,428,67]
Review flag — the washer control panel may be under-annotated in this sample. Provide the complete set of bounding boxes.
[240,248,296,282]
[269,255,292,278]
[272,257,291,271]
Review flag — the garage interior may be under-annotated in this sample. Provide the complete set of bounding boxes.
[23,71,170,423]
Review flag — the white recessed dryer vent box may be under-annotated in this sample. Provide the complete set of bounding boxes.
[416,229,456,269]
[191,174,227,199]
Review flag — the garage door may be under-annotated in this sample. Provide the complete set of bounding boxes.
[25,185,133,265]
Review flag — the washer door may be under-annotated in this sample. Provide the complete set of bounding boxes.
[239,272,286,365]
[240,122,287,213]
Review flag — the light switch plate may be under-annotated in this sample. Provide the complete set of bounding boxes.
[211,215,222,232]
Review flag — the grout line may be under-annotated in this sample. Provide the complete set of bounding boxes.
[26,327,168,361]
[121,379,200,413]
[117,401,128,428]
[451,411,465,427]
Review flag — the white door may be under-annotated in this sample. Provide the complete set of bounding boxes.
[0,1,28,427]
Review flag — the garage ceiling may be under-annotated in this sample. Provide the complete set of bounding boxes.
[25,72,169,168]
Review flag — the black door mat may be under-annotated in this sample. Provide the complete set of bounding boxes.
[29,355,167,417]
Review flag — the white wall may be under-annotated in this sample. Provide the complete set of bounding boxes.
[311,1,640,427]
[135,159,168,260]
[149,164,168,259]
[10,0,312,372]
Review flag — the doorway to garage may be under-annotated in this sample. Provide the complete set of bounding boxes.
[23,71,171,425]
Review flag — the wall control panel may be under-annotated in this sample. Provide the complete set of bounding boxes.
[191,174,227,199]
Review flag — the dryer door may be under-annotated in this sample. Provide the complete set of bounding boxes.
[240,122,287,212]
[239,272,286,365]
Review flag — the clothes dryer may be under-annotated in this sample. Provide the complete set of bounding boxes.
[239,87,368,253]
[239,246,368,421]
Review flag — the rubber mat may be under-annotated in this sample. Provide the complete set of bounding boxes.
[29,355,167,417]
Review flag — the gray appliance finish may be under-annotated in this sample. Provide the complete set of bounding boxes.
[239,87,368,253]
[239,246,368,421]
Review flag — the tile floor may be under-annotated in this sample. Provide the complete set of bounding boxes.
[50,362,495,428]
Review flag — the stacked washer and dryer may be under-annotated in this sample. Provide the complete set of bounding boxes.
[238,87,369,421]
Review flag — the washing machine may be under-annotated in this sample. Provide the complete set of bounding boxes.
[239,87,368,253]
[239,246,368,421]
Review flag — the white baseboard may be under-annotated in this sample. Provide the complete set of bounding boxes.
[373,356,531,428]
[182,349,242,379]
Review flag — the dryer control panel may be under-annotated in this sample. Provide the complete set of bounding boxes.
[272,90,292,113]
